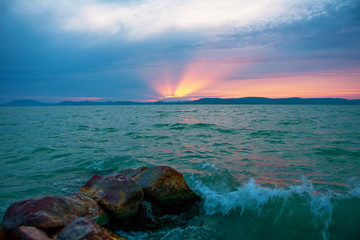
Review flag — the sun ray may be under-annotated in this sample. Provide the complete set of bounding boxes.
[150,59,239,100]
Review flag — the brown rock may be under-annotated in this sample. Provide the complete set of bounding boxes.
[55,217,127,240]
[119,166,201,214]
[1,194,107,231]
[79,174,144,219]
[0,231,8,240]
[9,226,52,240]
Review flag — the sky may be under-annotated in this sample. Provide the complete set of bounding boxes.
[0,0,359,103]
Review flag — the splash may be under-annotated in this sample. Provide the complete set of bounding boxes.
[189,174,358,240]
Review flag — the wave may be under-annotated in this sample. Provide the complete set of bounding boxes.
[277,120,305,126]
[313,147,360,158]
[77,124,90,130]
[51,153,72,159]
[165,122,236,135]
[169,123,188,130]
[191,175,360,240]
[85,156,137,173]
[249,130,289,138]
[31,147,56,154]
[347,176,360,197]
[191,123,218,129]
[160,225,215,240]
[153,123,171,128]
[117,225,215,240]
[200,161,219,171]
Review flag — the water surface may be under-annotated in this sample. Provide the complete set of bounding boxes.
[1,105,359,239]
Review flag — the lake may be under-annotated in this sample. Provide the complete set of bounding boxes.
[1,105,359,239]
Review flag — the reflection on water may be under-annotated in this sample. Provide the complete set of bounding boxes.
[0,105,360,239]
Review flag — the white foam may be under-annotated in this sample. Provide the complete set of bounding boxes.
[192,176,352,240]
[85,160,104,171]
[350,186,360,197]
[116,230,161,240]
[194,176,356,215]
[161,225,214,239]
[193,177,289,215]
[117,225,214,240]
[347,176,360,197]
[200,161,219,171]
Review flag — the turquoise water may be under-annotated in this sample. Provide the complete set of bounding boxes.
[1,105,360,239]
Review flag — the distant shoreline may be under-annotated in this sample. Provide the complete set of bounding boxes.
[2,97,360,106]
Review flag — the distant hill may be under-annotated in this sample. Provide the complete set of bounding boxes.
[57,100,140,106]
[190,97,360,105]
[2,99,53,106]
[2,97,360,106]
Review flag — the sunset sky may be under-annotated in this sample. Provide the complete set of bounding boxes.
[0,0,359,103]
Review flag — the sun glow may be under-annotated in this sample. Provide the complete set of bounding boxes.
[203,68,360,99]
[150,60,236,100]
[145,60,360,101]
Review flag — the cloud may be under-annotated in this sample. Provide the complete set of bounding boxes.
[13,0,341,39]
[2,0,358,102]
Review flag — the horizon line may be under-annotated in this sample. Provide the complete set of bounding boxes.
[2,96,360,106]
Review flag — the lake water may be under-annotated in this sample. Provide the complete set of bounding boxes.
[1,105,360,239]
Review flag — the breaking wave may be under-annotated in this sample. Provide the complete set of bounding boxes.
[192,175,360,240]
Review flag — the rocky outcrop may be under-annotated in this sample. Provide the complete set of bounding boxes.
[9,226,52,240]
[79,174,144,219]
[119,166,201,214]
[1,165,201,239]
[1,194,107,232]
[55,217,126,240]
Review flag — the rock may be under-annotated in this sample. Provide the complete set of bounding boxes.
[9,226,52,240]
[1,194,107,231]
[137,201,158,229]
[55,217,127,240]
[79,174,144,219]
[0,232,6,240]
[119,166,201,214]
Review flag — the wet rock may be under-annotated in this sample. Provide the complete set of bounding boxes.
[137,201,158,229]
[0,232,7,240]
[55,217,127,240]
[79,174,144,219]
[1,194,107,231]
[119,166,201,214]
[9,226,52,240]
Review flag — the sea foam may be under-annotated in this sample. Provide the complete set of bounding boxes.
[191,175,360,240]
